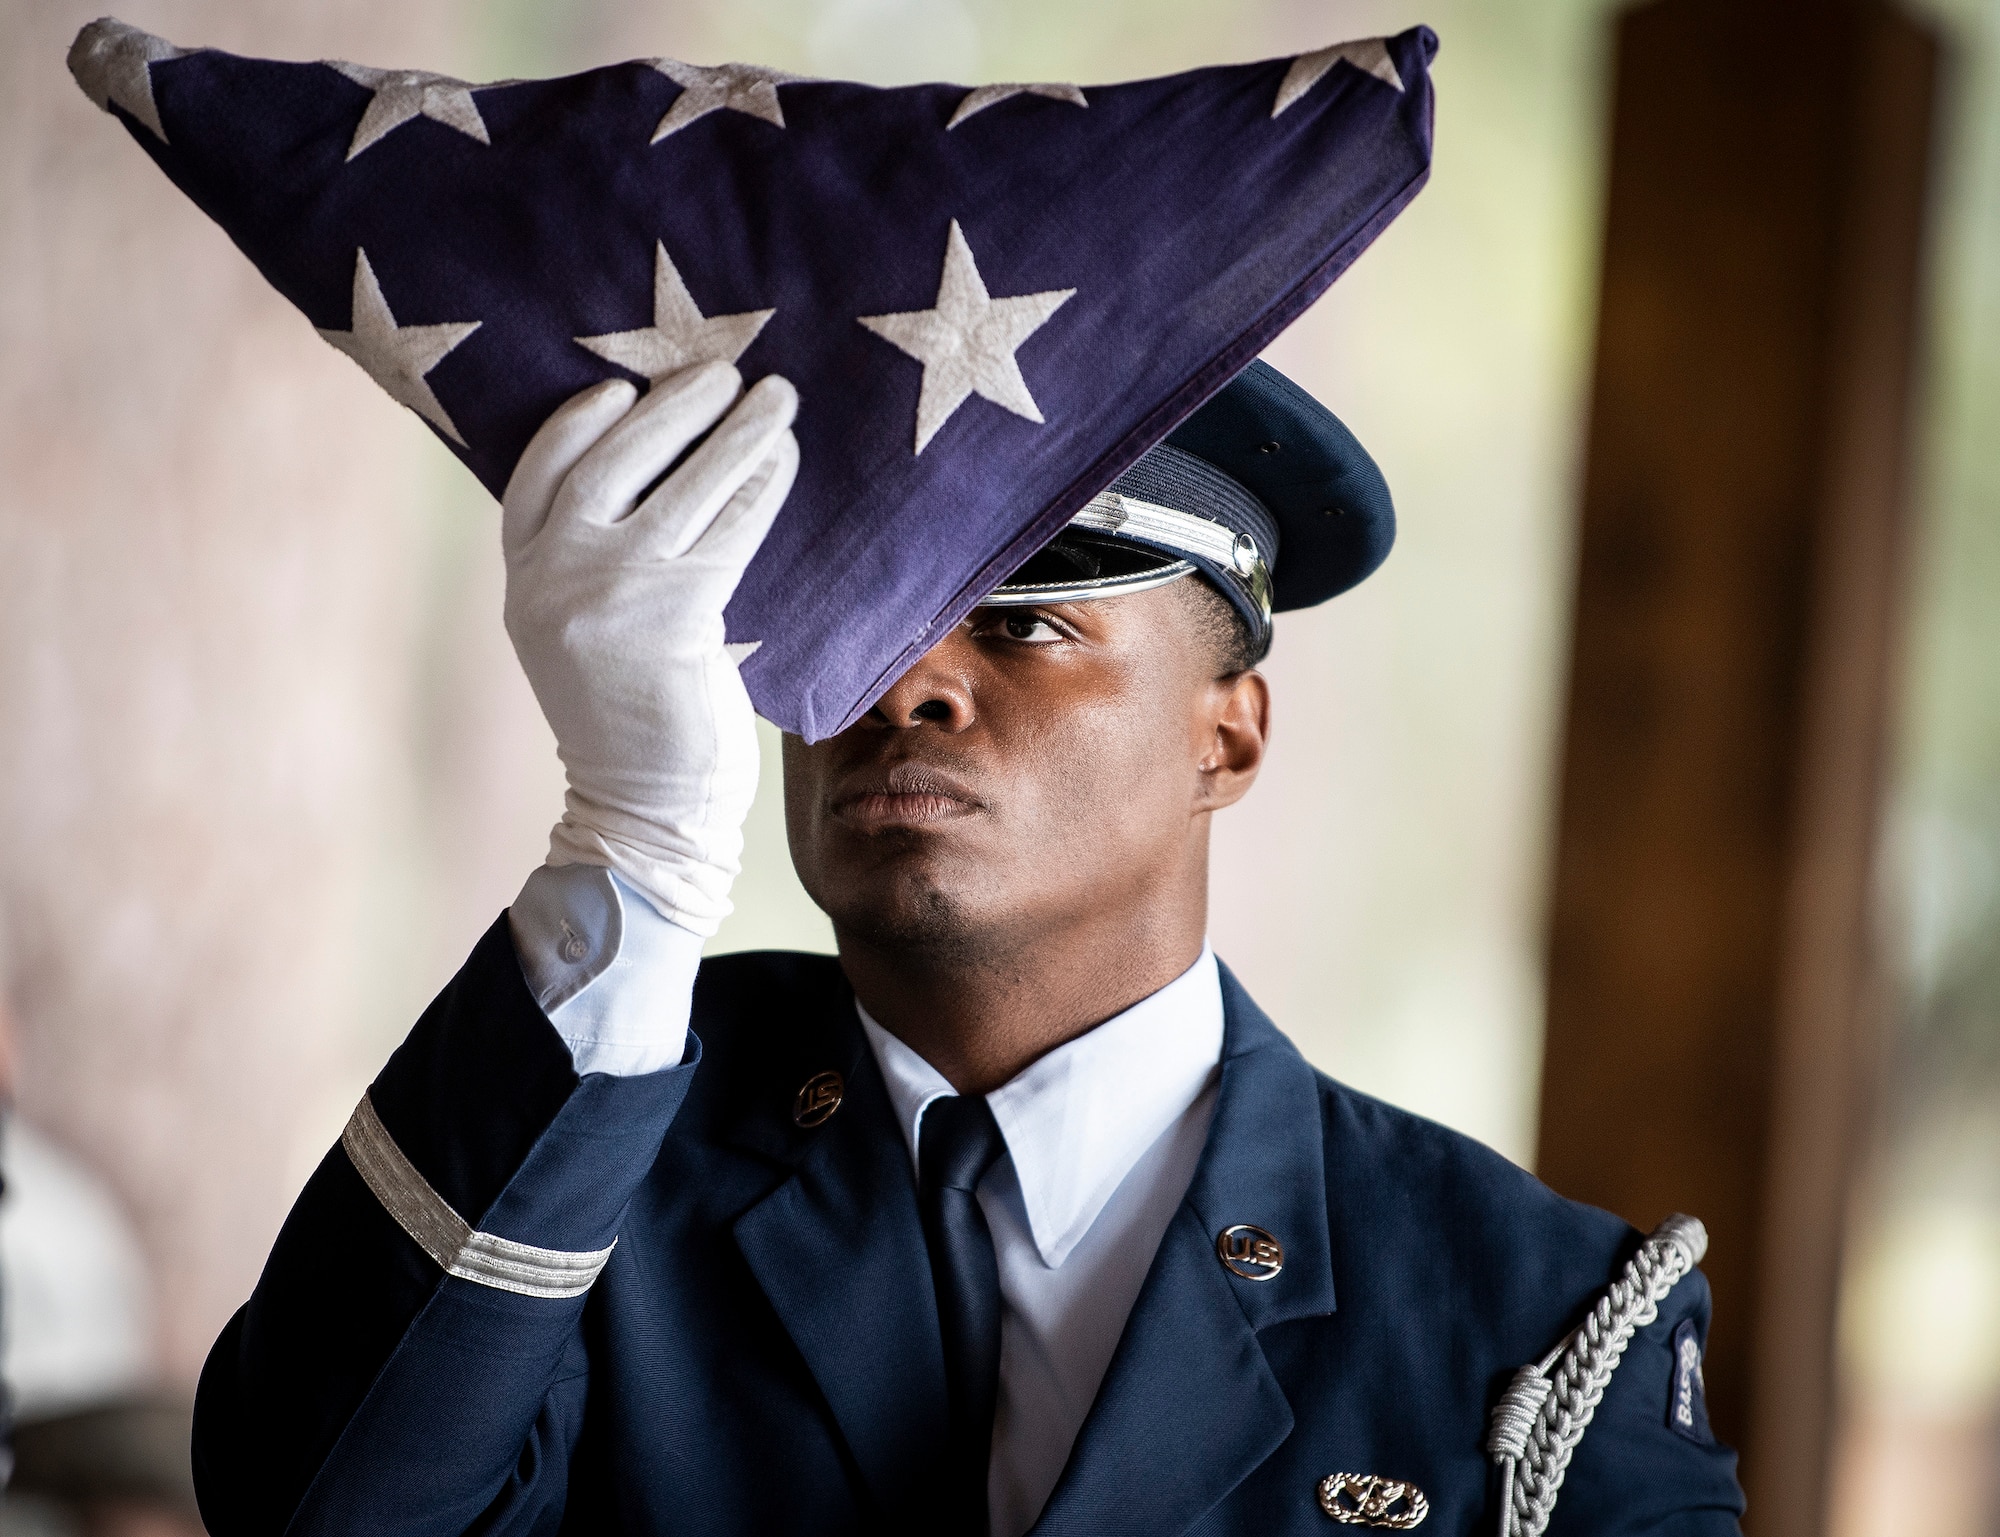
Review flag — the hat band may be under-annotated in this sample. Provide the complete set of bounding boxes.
[981,489,1274,645]
[1073,492,1273,622]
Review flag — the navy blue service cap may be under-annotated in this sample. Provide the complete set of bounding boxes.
[986,360,1394,659]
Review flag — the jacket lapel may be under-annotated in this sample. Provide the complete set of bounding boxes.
[728,997,951,1518]
[1030,964,1336,1535]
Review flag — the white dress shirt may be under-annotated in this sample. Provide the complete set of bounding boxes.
[508,864,1226,1534]
[859,957,1222,1536]
[510,864,703,1075]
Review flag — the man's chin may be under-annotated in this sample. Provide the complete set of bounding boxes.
[819,869,999,963]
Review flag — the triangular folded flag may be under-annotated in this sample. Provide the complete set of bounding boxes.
[68,18,1435,739]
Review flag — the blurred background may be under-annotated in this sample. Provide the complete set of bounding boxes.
[0,0,1993,1533]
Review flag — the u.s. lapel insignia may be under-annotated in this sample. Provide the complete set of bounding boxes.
[792,1070,844,1128]
[1216,1223,1284,1280]
[1317,1472,1429,1528]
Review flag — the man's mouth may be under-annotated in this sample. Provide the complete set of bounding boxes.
[828,762,985,831]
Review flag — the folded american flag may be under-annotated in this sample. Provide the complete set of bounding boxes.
[69,18,1433,738]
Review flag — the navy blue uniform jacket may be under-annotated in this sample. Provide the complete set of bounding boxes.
[193,919,1746,1534]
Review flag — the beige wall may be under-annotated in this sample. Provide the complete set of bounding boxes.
[1,0,559,1382]
[2,0,1608,1390]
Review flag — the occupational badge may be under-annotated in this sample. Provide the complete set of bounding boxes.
[1317,1472,1429,1528]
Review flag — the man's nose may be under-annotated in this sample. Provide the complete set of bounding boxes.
[865,632,976,732]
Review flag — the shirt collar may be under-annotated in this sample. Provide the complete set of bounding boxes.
[857,947,1225,1269]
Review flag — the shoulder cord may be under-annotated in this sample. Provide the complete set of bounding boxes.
[1483,1213,1708,1537]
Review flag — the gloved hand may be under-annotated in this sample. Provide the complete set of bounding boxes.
[501,362,800,935]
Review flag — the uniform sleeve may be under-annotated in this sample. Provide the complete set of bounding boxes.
[191,912,699,1537]
[1547,1268,1746,1537]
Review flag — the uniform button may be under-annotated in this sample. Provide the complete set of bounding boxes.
[1216,1223,1284,1280]
[793,1070,845,1128]
[559,933,590,963]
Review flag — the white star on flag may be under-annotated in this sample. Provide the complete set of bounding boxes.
[858,220,1075,456]
[648,60,800,143]
[317,250,481,444]
[574,242,775,380]
[329,62,493,160]
[67,18,189,142]
[947,82,1088,130]
[1271,39,1403,118]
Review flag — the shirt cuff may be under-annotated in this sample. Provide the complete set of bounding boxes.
[508,863,700,1076]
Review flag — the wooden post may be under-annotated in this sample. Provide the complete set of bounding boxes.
[1536,3,1938,1533]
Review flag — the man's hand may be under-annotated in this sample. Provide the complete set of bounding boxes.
[501,362,800,935]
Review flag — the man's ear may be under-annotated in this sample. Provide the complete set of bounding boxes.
[1194,669,1269,812]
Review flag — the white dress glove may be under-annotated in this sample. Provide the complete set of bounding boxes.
[502,362,799,936]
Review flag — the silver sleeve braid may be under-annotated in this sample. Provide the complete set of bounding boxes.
[1483,1213,1709,1537]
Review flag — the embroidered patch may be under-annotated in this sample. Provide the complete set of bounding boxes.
[1668,1318,1714,1444]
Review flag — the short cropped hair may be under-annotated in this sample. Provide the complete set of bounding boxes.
[1178,574,1262,677]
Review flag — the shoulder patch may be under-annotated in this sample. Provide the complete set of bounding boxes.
[1668,1316,1714,1444]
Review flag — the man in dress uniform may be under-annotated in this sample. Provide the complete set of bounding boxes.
[190,355,1747,1536]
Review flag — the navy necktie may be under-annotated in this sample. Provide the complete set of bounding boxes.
[917,1094,1008,1535]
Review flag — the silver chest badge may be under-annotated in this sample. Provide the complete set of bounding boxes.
[1317,1472,1429,1528]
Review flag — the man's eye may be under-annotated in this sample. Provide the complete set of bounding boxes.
[999,614,1064,643]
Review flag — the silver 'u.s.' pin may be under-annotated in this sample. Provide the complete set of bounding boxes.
[791,1070,844,1128]
[1317,1472,1429,1528]
[1216,1223,1284,1280]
